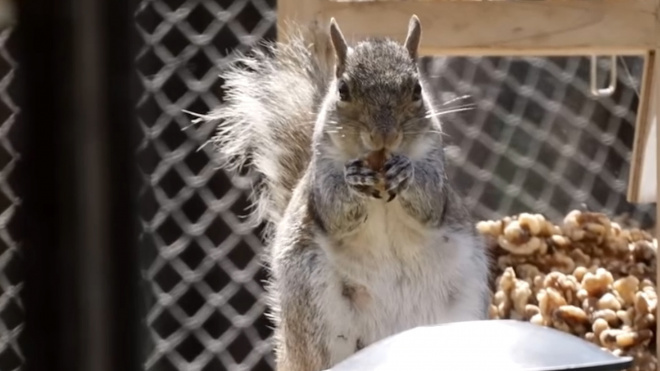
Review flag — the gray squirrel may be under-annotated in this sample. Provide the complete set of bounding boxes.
[207,15,490,371]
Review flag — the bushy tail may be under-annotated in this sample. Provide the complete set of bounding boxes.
[206,24,334,230]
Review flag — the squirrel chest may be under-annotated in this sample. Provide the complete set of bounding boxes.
[319,198,469,356]
[338,198,429,264]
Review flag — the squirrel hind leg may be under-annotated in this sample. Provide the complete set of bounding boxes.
[273,251,363,370]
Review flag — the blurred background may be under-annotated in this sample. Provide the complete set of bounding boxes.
[0,0,655,370]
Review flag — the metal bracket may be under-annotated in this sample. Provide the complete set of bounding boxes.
[590,55,618,97]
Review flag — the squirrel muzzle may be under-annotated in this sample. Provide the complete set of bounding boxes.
[365,127,402,152]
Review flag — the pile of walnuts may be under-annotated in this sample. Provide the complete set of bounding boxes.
[477,210,656,371]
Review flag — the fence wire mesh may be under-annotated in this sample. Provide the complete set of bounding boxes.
[133,1,655,371]
[420,55,654,228]
[135,1,276,370]
[0,27,22,371]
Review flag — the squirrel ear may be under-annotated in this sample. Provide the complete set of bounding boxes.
[329,18,348,77]
[404,15,422,61]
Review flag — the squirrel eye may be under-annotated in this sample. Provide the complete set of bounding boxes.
[338,80,350,101]
[412,82,422,101]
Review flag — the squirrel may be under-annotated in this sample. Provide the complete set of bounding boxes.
[207,15,491,371]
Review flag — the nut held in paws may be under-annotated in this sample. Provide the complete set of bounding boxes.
[365,148,388,171]
[363,149,388,194]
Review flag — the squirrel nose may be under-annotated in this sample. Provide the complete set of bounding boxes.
[369,128,401,150]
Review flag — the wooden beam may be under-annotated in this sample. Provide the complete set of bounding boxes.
[627,52,656,203]
[655,47,660,363]
[276,0,322,41]
[317,0,659,57]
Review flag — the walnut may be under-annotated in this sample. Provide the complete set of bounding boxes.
[615,330,653,348]
[597,293,622,312]
[551,234,571,249]
[600,329,625,350]
[515,264,541,281]
[634,291,652,315]
[498,220,546,255]
[572,266,589,282]
[532,274,545,293]
[613,276,639,306]
[631,240,655,264]
[585,331,597,344]
[511,279,532,314]
[617,308,634,327]
[634,313,655,331]
[544,252,575,274]
[537,288,567,317]
[592,317,610,337]
[562,210,612,244]
[518,213,552,236]
[493,289,510,318]
[543,272,579,305]
[554,305,588,327]
[568,248,591,268]
[476,220,503,237]
[592,309,620,327]
[364,148,387,171]
[498,267,516,291]
[581,268,613,297]
[477,210,656,368]
[488,304,499,319]
[362,149,388,195]
[530,313,545,326]
[496,254,529,272]
[524,304,540,319]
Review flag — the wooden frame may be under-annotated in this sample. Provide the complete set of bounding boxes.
[278,0,660,360]
[627,51,656,203]
[278,0,659,56]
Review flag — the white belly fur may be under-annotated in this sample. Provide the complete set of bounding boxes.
[317,198,479,365]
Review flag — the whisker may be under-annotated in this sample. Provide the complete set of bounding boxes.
[428,102,476,114]
[424,104,469,118]
[441,94,473,106]
[425,105,476,119]
[323,124,359,133]
[403,130,447,136]
[324,130,358,135]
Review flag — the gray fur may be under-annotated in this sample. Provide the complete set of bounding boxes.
[209,15,491,371]
[329,18,348,77]
[208,25,334,235]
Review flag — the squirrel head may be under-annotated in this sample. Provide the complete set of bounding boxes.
[320,15,438,159]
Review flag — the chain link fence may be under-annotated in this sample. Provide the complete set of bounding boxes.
[421,55,654,227]
[0,26,22,371]
[135,0,276,370]
[134,1,655,371]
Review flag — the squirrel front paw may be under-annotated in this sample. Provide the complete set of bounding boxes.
[344,159,384,199]
[384,154,414,201]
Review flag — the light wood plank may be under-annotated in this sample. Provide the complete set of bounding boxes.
[315,0,659,56]
[627,52,655,203]
[655,48,660,362]
[276,0,322,42]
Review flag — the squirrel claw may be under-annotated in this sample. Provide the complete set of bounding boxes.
[387,192,396,202]
[383,154,413,194]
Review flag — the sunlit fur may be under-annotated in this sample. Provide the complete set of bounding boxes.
[208,18,490,371]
